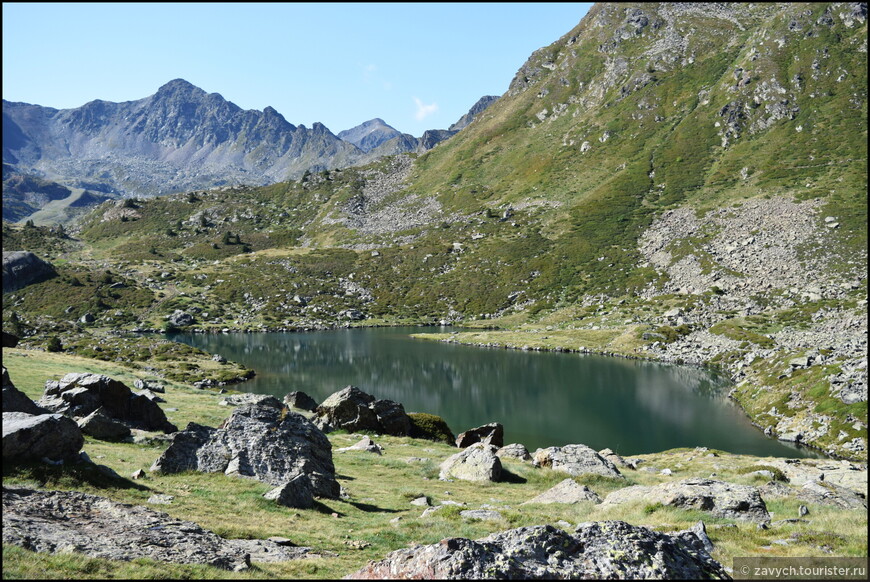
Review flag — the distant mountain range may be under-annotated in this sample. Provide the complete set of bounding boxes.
[2,80,496,221]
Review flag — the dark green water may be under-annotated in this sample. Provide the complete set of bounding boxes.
[167,327,818,458]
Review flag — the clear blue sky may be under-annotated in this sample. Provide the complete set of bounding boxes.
[2,2,592,137]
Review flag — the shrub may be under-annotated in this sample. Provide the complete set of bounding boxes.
[408,412,455,445]
[45,336,63,353]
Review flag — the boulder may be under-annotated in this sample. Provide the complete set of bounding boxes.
[284,390,318,411]
[314,386,411,436]
[455,422,504,448]
[315,386,377,431]
[76,407,132,441]
[496,443,532,461]
[3,412,84,462]
[263,474,314,509]
[37,373,177,433]
[337,436,383,455]
[2,251,57,293]
[2,331,19,348]
[522,478,601,505]
[601,478,770,522]
[167,310,194,327]
[532,444,623,479]
[371,399,411,436]
[439,442,502,482]
[151,404,340,499]
[3,367,48,414]
[797,480,867,510]
[133,379,165,393]
[345,521,729,579]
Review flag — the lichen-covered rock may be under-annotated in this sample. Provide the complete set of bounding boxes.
[345,522,730,579]
[522,478,601,505]
[3,412,84,462]
[37,373,176,433]
[533,444,623,478]
[601,478,770,522]
[2,487,313,571]
[439,442,502,482]
[151,404,339,498]
[455,422,504,448]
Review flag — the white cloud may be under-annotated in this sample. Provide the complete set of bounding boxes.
[413,97,438,121]
[362,63,377,83]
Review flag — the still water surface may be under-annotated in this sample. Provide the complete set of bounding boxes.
[168,327,817,458]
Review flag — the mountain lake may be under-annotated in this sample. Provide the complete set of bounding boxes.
[166,326,820,458]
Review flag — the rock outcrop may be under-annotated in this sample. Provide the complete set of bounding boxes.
[314,386,411,436]
[151,403,340,498]
[601,478,771,522]
[37,373,177,433]
[2,487,313,571]
[532,444,623,478]
[2,251,57,293]
[346,522,729,579]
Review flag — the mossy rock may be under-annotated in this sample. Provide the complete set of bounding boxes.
[408,412,455,445]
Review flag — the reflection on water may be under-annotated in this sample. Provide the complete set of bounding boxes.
[166,327,819,458]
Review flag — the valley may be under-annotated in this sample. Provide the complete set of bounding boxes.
[2,2,867,579]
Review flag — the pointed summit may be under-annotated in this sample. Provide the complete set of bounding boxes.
[338,118,404,153]
[156,78,202,95]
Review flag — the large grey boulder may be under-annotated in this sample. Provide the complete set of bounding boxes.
[522,478,601,505]
[439,442,502,482]
[532,444,623,479]
[263,474,314,509]
[455,422,504,448]
[345,521,729,579]
[601,478,770,522]
[2,367,48,414]
[151,404,340,499]
[3,412,84,462]
[38,373,176,433]
[314,386,411,436]
[2,251,57,293]
[2,487,311,571]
